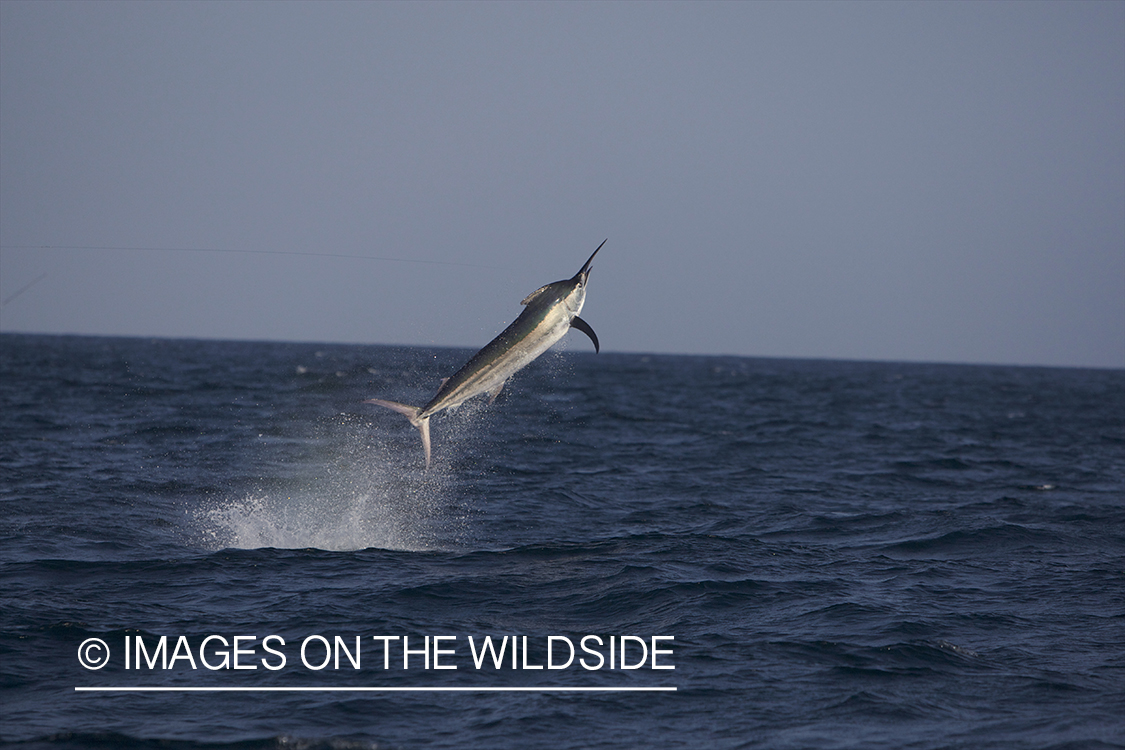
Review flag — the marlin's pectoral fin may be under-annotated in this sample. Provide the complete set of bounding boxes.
[571,316,600,353]
[488,380,506,404]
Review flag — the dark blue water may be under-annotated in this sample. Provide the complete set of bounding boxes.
[2,333,1123,749]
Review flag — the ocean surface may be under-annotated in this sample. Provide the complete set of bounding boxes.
[1,332,1122,749]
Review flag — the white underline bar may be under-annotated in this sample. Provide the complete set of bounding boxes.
[76,686,676,693]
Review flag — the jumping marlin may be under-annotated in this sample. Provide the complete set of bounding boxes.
[366,240,605,468]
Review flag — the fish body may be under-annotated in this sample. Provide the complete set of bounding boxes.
[367,240,604,467]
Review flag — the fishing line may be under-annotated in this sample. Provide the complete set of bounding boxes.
[0,271,48,308]
[0,244,500,269]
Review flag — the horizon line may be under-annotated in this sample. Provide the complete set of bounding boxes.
[3,329,1119,371]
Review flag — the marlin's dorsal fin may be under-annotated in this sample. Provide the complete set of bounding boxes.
[521,284,553,306]
[571,316,600,353]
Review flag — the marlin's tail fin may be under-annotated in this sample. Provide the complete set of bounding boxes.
[365,399,432,469]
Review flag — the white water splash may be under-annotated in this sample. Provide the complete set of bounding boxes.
[193,412,472,552]
[198,486,437,552]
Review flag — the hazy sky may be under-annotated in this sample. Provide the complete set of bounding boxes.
[1,1,1122,368]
